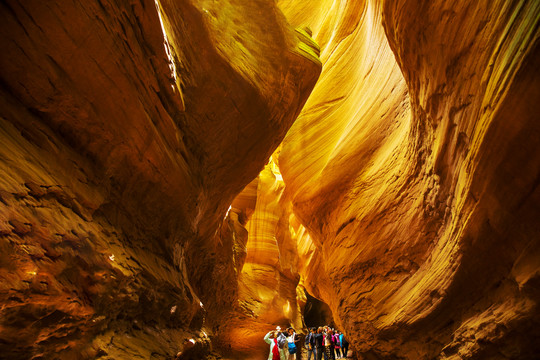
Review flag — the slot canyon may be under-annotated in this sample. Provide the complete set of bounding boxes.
[1,0,539,359]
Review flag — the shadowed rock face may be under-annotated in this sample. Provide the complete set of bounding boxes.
[277,0,540,358]
[1,0,539,359]
[304,291,333,329]
[0,0,320,358]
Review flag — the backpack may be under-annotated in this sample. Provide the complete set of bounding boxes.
[334,334,340,346]
[288,342,297,354]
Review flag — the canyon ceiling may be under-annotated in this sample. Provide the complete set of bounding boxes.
[1,0,539,359]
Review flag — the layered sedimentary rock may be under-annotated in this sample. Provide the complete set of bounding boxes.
[2,0,539,358]
[0,0,320,358]
[212,156,306,358]
[277,0,540,358]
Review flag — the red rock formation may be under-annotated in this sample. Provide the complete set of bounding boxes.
[1,0,539,359]
[206,156,305,358]
[0,0,320,358]
[278,0,540,358]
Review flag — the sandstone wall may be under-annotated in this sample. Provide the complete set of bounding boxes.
[0,0,320,358]
[277,0,540,358]
[1,0,539,358]
[211,156,307,358]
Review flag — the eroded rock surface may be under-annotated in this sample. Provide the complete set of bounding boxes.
[1,0,539,359]
[0,0,320,358]
[277,0,540,358]
[201,156,305,358]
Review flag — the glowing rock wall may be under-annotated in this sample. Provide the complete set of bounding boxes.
[0,0,319,358]
[214,156,307,358]
[240,159,301,330]
[1,0,539,358]
[277,0,540,358]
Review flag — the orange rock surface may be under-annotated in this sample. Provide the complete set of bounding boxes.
[1,0,539,359]
[211,157,304,358]
[0,0,319,358]
[277,0,540,358]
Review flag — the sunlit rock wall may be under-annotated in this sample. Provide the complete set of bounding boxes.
[240,159,301,330]
[214,157,307,358]
[0,0,320,358]
[278,0,540,358]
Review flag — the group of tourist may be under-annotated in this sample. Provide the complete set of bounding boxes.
[264,325,349,360]
[304,326,349,360]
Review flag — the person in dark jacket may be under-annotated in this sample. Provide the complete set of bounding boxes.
[305,328,316,360]
[340,335,349,358]
[313,327,324,360]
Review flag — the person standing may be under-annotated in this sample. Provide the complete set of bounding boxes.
[287,327,299,360]
[324,329,335,360]
[340,334,349,359]
[333,331,341,358]
[314,327,324,360]
[305,328,315,360]
[264,330,287,360]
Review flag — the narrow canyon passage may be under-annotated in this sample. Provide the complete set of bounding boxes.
[1,1,539,360]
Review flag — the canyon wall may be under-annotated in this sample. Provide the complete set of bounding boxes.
[278,0,540,359]
[0,0,320,358]
[213,156,307,358]
[1,0,539,359]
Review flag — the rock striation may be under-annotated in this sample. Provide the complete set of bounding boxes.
[1,0,539,359]
[0,0,320,358]
[211,156,305,358]
[277,0,540,358]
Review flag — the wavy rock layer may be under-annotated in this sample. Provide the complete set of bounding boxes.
[212,157,305,358]
[278,0,540,358]
[0,0,320,358]
[1,0,539,358]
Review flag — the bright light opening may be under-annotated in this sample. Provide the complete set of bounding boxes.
[224,205,232,219]
[154,1,177,85]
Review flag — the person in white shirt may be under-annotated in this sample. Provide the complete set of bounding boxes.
[264,328,287,360]
[286,327,299,360]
